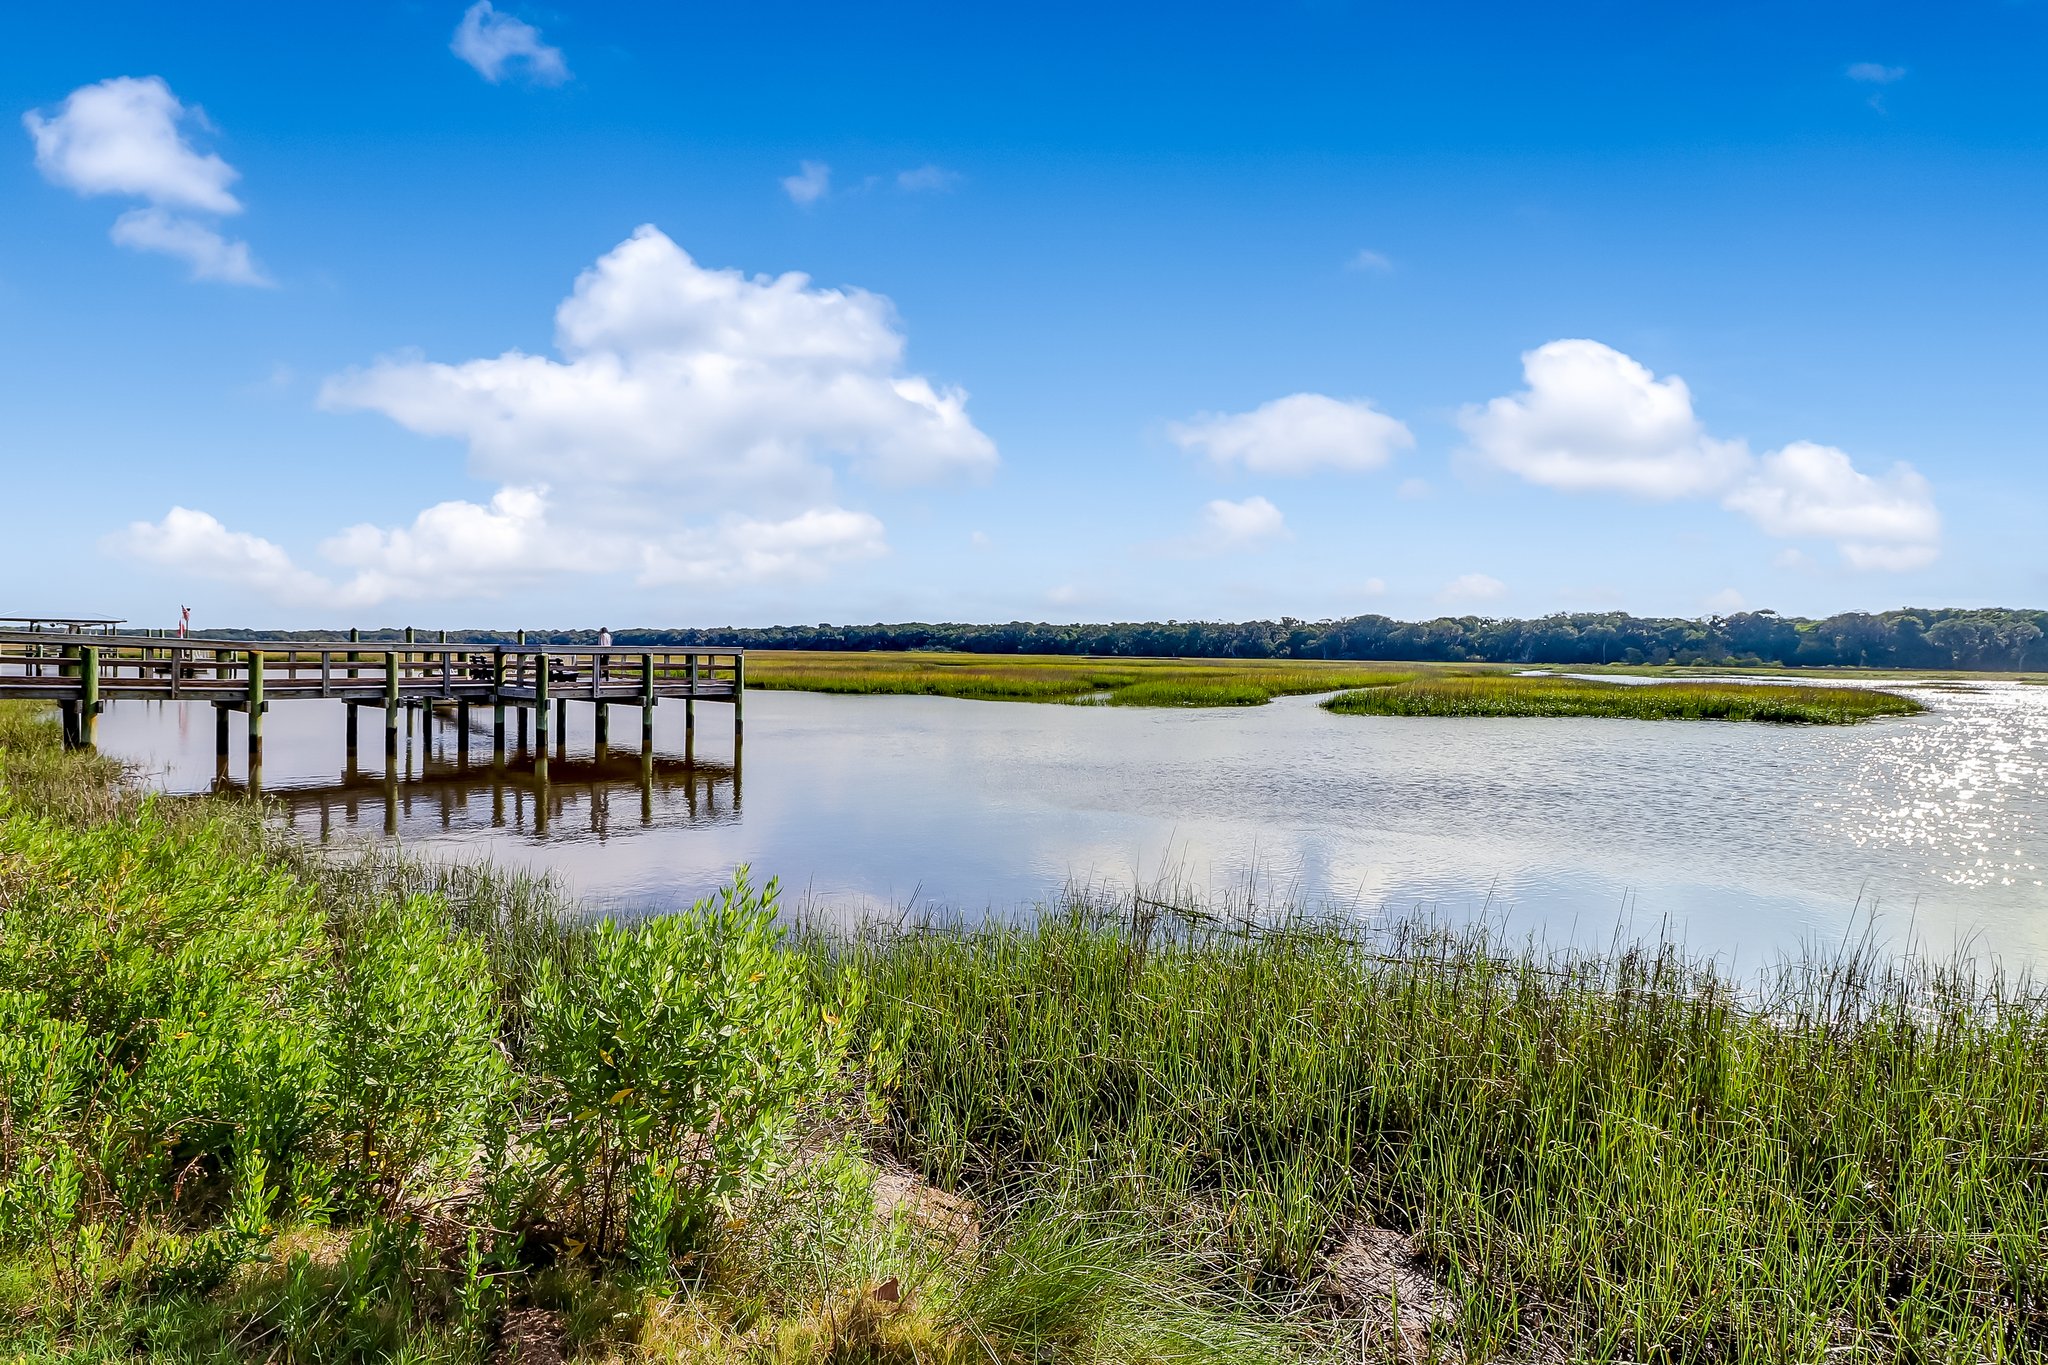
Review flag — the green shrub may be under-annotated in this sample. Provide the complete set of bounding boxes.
[324,894,510,1209]
[521,869,859,1264]
[0,798,329,1240]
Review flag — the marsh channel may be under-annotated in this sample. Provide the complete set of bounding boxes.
[95,676,2048,968]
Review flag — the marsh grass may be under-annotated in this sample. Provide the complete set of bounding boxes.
[0,700,129,822]
[6,697,2045,1362]
[0,704,1322,1364]
[746,651,1417,708]
[1323,673,1922,723]
[841,902,2048,1361]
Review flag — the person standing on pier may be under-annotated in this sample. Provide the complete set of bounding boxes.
[596,625,611,680]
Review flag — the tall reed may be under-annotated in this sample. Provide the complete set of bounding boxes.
[838,900,2048,1360]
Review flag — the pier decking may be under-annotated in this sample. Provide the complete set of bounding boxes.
[0,628,743,785]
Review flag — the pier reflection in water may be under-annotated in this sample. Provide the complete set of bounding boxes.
[110,698,737,847]
[267,749,740,842]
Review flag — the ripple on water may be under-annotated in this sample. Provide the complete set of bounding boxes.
[90,679,2048,968]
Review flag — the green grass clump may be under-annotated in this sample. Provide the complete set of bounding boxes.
[1107,670,1413,708]
[846,905,2048,1361]
[1323,673,1921,723]
[748,663,1106,702]
[1104,678,1271,707]
[748,650,1415,708]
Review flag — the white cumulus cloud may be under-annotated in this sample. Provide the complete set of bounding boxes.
[118,229,992,607]
[638,508,888,587]
[1200,496,1290,551]
[320,225,996,500]
[318,485,587,602]
[1847,62,1906,84]
[1439,573,1507,605]
[451,2,569,85]
[24,75,267,285]
[110,207,268,285]
[1170,393,1413,476]
[782,160,831,205]
[24,75,239,211]
[1459,339,1748,498]
[110,508,357,608]
[1461,339,1940,570]
[1724,441,1939,571]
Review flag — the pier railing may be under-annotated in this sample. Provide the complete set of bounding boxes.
[0,630,744,779]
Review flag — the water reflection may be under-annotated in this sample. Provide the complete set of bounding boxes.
[113,698,739,848]
[92,682,2048,969]
[253,750,741,842]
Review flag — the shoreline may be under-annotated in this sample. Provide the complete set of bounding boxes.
[3,700,2044,1361]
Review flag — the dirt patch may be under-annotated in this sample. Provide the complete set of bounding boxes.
[497,1307,567,1365]
[1322,1227,1457,1360]
[871,1167,980,1251]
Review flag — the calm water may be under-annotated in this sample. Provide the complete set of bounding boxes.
[96,681,2048,966]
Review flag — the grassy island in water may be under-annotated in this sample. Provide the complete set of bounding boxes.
[743,650,1924,722]
[743,650,1415,707]
[1322,673,1923,724]
[2,698,2040,1363]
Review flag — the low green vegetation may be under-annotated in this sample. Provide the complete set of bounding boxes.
[1323,673,1923,723]
[5,698,2045,1362]
[854,908,2048,1361]
[745,650,1414,708]
[0,703,1307,1364]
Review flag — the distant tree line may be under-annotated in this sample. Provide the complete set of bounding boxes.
[215,606,2048,672]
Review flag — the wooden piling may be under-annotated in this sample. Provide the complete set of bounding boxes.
[246,649,265,775]
[641,652,655,751]
[345,703,358,752]
[594,700,609,750]
[533,648,550,781]
[734,651,745,748]
[80,646,100,749]
[57,645,79,748]
[384,650,400,756]
[491,649,506,759]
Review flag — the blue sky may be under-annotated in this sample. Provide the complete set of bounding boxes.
[4,1,2045,630]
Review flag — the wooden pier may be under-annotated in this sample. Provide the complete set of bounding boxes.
[0,628,743,787]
